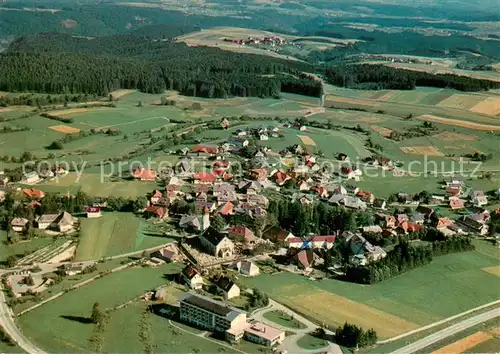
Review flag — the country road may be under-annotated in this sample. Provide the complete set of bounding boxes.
[0,283,46,354]
[391,307,500,354]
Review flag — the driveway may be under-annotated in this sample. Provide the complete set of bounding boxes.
[252,299,342,354]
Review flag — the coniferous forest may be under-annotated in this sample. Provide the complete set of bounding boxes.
[0,33,322,98]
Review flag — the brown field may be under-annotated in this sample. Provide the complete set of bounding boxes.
[109,89,137,99]
[370,90,398,101]
[433,132,478,141]
[469,97,500,116]
[325,95,379,107]
[281,290,419,338]
[49,125,81,134]
[47,107,111,117]
[297,135,316,146]
[436,94,485,110]
[370,125,393,137]
[482,265,500,277]
[417,115,500,131]
[401,146,444,157]
[431,331,493,354]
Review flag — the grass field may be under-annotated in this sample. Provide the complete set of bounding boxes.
[296,334,329,350]
[242,249,500,339]
[263,310,307,329]
[0,230,56,265]
[17,263,184,353]
[76,212,173,260]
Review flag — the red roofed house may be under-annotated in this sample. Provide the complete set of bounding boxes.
[446,187,461,197]
[86,206,102,218]
[399,221,424,234]
[250,169,267,182]
[341,167,356,180]
[449,197,464,210]
[217,201,235,216]
[213,160,230,169]
[228,225,257,244]
[23,188,45,199]
[150,190,163,205]
[356,190,375,204]
[11,218,29,233]
[291,249,317,270]
[144,205,168,219]
[191,144,219,155]
[194,172,217,184]
[436,217,453,229]
[272,170,290,186]
[133,168,157,181]
[181,265,204,290]
[311,185,329,198]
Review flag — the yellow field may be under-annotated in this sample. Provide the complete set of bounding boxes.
[371,125,393,137]
[417,114,500,131]
[401,146,444,157]
[46,107,111,117]
[49,125,81,134]
[469,97,500,116]
[482,265,500,277]
[281,290,419,338]
[436,94,485,110]
[0,105,32,113]
[297,135,316,146]
[109,89,137,99]
[431,331,493,354]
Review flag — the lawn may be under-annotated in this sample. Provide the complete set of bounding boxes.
[0,230,56,265]
[241,249,500,339]
[296,334,329,350]
[17,263,184,353]
[0,341,24,353]
[262,310,307,329]
[75,212,174,261]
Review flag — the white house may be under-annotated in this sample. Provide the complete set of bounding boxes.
[86,206,102,218]
[234,260,260,277]
[22,171,41,184]
[11,218,29,233]
[216,276,240,300]
[181,265,204,290]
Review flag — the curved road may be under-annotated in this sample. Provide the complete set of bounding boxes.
[391,307,500,354]
[0,284,46,354]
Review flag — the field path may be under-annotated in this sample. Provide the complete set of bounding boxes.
[390,307,500,354]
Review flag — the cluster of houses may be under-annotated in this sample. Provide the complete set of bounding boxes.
[222,35,286,47]
[0,168,69,188]
[9,188,102,234]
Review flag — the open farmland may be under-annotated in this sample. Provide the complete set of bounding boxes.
[16,263,184,353]
[76,212,174,260]
[417,114,500,131]
[242,249,500,339]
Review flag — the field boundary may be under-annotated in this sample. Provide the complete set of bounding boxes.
[417,115,500,131]
[378,300,500,344]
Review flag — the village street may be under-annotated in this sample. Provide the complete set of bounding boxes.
[252,298,343,354]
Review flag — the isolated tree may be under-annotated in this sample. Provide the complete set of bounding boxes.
[47,141,63,150]
[137,100,143,107]
[90,302,104,325]
[25,275,35,286]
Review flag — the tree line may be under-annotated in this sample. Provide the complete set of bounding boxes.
[325,64,500,92]
[344,236,474,284]
[0,33,322,99]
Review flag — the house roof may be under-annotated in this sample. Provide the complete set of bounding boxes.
[23,188,45,199]
[11,218,29,226]
[145,205,167,217]
[37,214,59,224]
[294,249,315,268]
[192,144,219,154]
[216,276,237,292]
[228,225,256,242]
[182,265,200,280]
[87,206,101,213]
[133,168,156,180]
[218,202,234,216]
[194,172,217,183]
[263,225,293,241]
[181,293,243,319]
[201,227,230,247]
[239,260,258,274]
[244,322,283,341]
[449,198,464,209]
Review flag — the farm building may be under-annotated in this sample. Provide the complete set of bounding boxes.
[215,276,240,300]
[36,212,74,232]
[22,171,41,184]
[199,227,235,258]
[232,260,260,276]
[23,188,45,199]
[11,218,29,233]
[133,168,157,181]
[181,266,204,290]
[86,206,102,218]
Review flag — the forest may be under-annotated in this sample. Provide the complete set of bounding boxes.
[325,64,500,92]
[0,33,322,98]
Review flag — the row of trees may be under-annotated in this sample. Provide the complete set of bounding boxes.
[345,237,474,284]
[325,64,500,92]
[335,322,378,348]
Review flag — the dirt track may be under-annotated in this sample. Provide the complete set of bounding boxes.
[417,115,500,131]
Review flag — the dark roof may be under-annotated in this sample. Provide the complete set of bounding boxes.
[201,227,228,247]
[182,294,234,317]
[182,265,199,279]
[216,276,236,292]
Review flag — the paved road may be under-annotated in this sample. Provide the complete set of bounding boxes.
[0,283,46,354]
[252,299,342,354]
[391,307,500,354]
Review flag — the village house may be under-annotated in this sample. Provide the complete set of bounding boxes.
[416,205,435,218]
[343,196,367,210]
[152,244,181,262]
[194,172,217,185]
[345,232,387,265]
[356,190,375,204]
[0,191,5,202]
[232,260,260,276]
[469,190,488,207]
[271,170,290,186]
[191,144,220,156]
[310,185,329,198]
[410,213,426,225]
[179,209,211,232]
[181,265,204,290]
[399,221,424,234]
[217,202,235,216]
[22,171,41,184]
[457,214,489,235]
[247,194,269,208]
[250,169,267,182]
[144,205,168,219]
[377,214,397,229]
[11,218,29,233]
[373,199,387,210]
[263,226,295,244]
[228,225,257,245]
[36,211,74,232]
[362,225,383,234]
[150,190,163,205]
[215,276,240,299]
[436,217,454,230]
[86,206,102,218]
[199,227,235,258]
[220,118,231,130]
[238,180,263,195]
[449,196,465,210]
[290,249,318,270]
[287,235,336,250]
[292,193,315,206]
[243,322,285,347]
[61,263,85,276]
[214,183,237,201]
[23,188,45,199]
[133,168,157,181]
